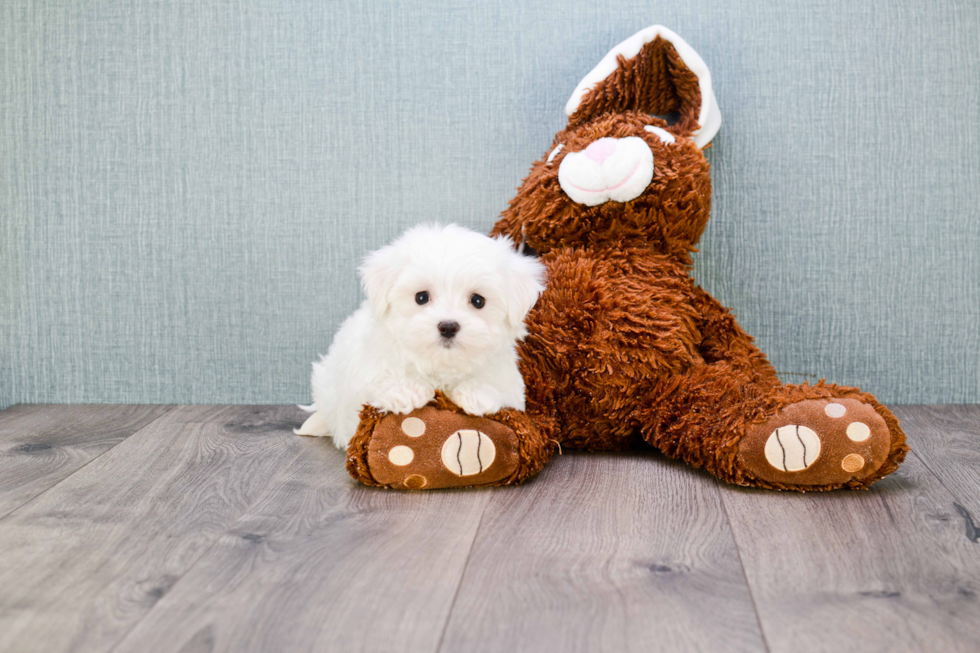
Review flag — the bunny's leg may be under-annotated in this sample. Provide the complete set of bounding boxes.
[635,288,908,490]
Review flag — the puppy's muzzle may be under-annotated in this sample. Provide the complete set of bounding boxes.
[438,321,460,339]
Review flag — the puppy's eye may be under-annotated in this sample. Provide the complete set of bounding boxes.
[415,291,429,305]
[470,294,485,309]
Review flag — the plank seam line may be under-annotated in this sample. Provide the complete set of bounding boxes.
[717,483,773,653]
[0,405,179,523]
[905,447,975,524]
[891,408,975,510]
[433,492,492,653]
[105,434,316,653]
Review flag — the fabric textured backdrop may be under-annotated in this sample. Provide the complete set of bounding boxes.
[2,0,978,410]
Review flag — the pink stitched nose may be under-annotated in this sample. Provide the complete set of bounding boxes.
[584,137,618,164]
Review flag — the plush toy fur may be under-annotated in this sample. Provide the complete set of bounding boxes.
[350,26,908,491]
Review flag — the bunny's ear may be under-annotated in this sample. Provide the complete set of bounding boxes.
[564,25,721,148]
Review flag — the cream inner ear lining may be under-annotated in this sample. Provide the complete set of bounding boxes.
[546,143,563,165]
[644,125,676,144]
[562,25,722,148]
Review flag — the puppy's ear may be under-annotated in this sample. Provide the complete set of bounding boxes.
[499,240,547,330]
[359,245,404,318]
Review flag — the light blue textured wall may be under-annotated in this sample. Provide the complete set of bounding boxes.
[2,0,978,409]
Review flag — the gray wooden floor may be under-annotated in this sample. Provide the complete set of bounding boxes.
[0,405,978,653]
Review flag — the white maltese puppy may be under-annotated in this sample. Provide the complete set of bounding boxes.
[296,223,546,450]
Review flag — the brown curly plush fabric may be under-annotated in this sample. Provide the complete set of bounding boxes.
[567,35,703,136]
[488,34,908,491]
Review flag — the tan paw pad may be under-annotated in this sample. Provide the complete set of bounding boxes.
[401,417,426,437]
[846,421,871,442]
[387,445,414,466]
[763,426,821,472]
[441,430,496,476]
[824,403,847,418]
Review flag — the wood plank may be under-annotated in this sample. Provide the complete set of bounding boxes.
[439,451,767,653]
[110,440,492,653]
[720,449,980,653]
[0,405,310,653]
[0,404,173,518]
[893,405,980,515]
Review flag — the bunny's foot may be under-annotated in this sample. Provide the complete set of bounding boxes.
[737,398,906,490]
[347,393,554,490]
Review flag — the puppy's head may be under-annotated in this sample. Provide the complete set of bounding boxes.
[359,223,545,367]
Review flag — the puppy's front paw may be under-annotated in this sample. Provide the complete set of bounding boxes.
[447,385,503,417]
[374,381,435,415]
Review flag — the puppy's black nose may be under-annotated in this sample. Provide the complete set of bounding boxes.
[438,321,460,338]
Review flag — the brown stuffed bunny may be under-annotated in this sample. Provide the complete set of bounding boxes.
[349,25,908,491]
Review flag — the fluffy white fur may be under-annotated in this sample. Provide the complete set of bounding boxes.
[296,223,546,450]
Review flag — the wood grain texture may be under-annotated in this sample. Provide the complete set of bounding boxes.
[0,404,173,518]
[720,451,980,653]
[2,404,978,653]
[893,405,980,516]
[0,405,309,653]
[111,440,493,653]
[439,451,766,653]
